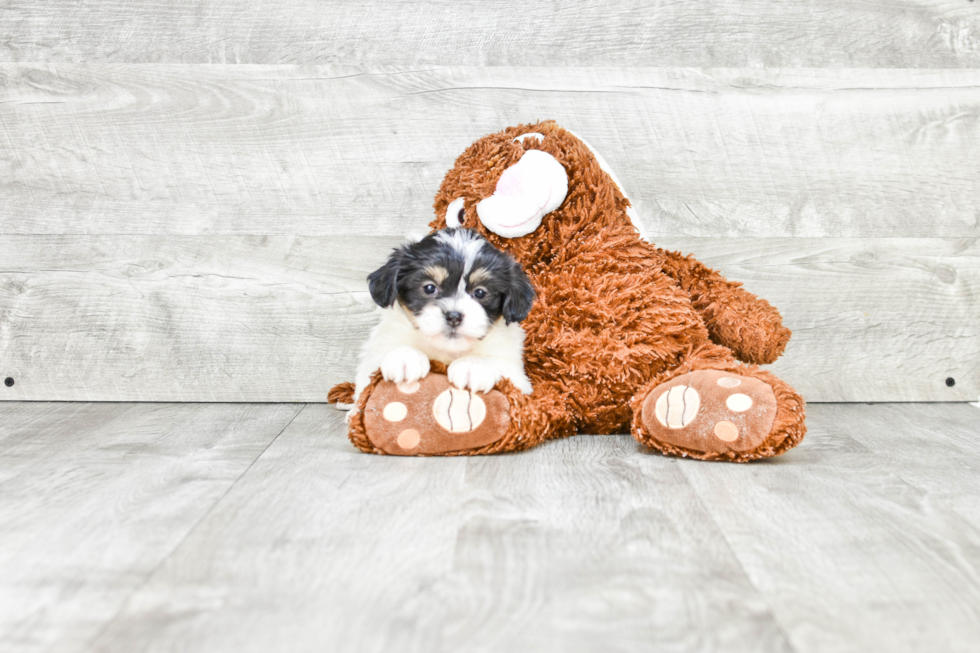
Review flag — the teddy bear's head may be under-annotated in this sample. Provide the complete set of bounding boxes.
[430,121,640,265]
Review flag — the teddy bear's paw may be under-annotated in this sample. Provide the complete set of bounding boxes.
[639,370,777,456]
[361,372,511,455]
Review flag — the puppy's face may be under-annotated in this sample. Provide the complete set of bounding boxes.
[368,228,535,354]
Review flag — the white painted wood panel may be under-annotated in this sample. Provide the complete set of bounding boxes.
[0,402,300,653]
[2,1,979,67]
[0,235,385,403]
[0,235,975,403]
[679,403,980,652]
[671,237,979,403]
[1,66,978,238]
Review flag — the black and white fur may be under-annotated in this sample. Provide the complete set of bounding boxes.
[351,228,535,405]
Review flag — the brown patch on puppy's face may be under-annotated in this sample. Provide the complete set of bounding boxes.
[468,267,491,286]
[424,266,448,285]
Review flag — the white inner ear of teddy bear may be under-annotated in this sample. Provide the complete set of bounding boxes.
[475,150,569,239]
[513,132,544,145]
[445,197,465,227]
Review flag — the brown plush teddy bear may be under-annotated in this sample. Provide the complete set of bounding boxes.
[329,120,806,461]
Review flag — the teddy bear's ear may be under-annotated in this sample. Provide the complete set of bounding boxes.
[476,149,568,238]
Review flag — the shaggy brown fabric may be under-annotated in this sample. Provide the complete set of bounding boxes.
[327,382,355,405]
[334,120,806,460]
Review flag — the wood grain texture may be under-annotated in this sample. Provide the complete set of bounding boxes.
[668,237,980,403]
[0,402,301,653]
[3,402,979,651]
[91,405,476,653]
[819,403,980,528]
[0,402,954,652]
[1,65,979,238]
[89,404,794,653]
[426,440,791,652]
[2,0,980,67]
[1,235,975,403]
[678,402,980,653]
[0,234,399,402]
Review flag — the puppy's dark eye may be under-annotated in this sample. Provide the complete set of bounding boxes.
[473,288,487,300]
[457,207,466,224]
[423,284,438,296]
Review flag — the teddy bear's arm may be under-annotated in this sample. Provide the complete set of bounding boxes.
[654,249,792,365]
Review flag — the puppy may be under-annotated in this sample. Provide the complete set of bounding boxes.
[352,228,535,406]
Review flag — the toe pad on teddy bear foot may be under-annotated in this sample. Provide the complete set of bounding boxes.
[362,374,511,455]
[640,370,777,456]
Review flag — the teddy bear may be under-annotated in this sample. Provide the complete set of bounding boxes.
[329,120,806,462]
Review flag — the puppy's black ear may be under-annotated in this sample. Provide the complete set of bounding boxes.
[502,262,535,324]
[367,253,401,308]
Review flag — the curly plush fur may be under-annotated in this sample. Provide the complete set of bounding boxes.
[334,120,806,461]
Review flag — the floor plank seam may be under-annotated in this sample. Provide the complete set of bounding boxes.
[674,461,801,653]
[82,403,308,650]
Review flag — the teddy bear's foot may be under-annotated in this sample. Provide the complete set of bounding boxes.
[359,373,512,455]
[637,369,787,461]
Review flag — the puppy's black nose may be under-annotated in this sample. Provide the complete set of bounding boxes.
[444,311,463,327]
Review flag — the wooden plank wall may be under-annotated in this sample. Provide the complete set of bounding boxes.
[1,3,978,403]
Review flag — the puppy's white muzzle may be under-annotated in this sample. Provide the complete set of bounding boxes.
[414,295,490,355]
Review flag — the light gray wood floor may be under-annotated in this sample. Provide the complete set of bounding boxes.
[1,402,979,652]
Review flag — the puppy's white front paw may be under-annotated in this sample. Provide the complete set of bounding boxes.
[380,346,431,384]
[448,357,501,394]
[511,373,533,395]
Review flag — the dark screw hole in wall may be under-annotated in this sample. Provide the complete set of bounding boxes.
[4,377,13,387]
[945,377,956,387]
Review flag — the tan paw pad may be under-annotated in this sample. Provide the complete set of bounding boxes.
[432,388,486,432]
[397,429,421,449]
[725,393,753,412]
[382,402,408,422]
[654,385,700,428]
[641,370,777,454]
[714,421,739,442]
[362,374,512,456]
[397,380,420,394]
